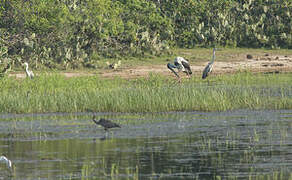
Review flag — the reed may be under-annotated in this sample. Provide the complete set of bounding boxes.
[1,72,292,113]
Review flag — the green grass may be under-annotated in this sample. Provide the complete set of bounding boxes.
[1,71,292,114]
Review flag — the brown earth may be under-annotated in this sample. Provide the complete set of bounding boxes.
[8,53,292,79]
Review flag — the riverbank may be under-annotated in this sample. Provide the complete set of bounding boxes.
[6,48,292,79]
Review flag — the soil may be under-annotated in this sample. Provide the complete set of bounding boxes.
[8,53,292,79]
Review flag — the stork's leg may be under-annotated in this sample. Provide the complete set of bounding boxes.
[182,71,191,80]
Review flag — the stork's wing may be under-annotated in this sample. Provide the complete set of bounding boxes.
[181,61,192,75]
[101,119,121,128]
[202,64,211,79]
[107,121,121,128]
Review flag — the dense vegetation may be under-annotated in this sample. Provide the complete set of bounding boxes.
[0,0,291,69]
[0,72,292,113]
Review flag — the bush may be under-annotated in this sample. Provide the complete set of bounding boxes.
[0,0,291,69]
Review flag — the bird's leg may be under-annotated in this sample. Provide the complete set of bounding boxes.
[186,72,191,79]
[177,77,182,83]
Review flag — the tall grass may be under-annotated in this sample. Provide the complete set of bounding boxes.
[1,72,292,113]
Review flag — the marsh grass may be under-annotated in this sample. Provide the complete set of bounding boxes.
[1,72,292,113]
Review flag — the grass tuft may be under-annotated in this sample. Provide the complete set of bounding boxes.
[1,72,292,113]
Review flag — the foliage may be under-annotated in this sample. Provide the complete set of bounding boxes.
[0,0,291,69]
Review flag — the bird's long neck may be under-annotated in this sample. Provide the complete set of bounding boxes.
[92,116,100,125]
[210,48,215,63]
[25,64,29,72]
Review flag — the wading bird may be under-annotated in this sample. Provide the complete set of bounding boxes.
[23,62,34,79]
[92,115,121,131]
[202,48,216,79]
[0,156,12,168]
[167,57,192,80]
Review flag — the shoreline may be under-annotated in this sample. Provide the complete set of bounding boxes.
[6,49,292,79]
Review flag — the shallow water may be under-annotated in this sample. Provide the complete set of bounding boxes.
[0,110,291,179]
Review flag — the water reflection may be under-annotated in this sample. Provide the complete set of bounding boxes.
[0,110,291,179]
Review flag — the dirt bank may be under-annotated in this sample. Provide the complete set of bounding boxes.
[8,53,292,79]
[96,53,292,78]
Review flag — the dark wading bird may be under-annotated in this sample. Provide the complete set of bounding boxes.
[167,57,192,80]
[202,48,216,79]
[92,115,121,131]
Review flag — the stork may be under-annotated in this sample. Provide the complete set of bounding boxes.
[167,57,192,80]
[202,48,216,79]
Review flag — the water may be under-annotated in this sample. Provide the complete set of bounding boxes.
[0,110,291,179]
